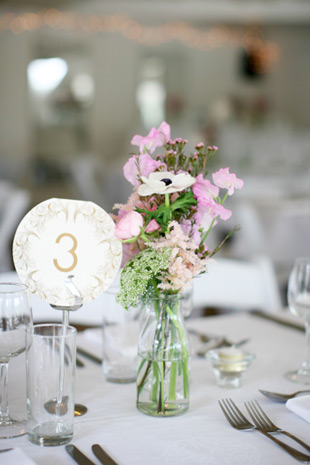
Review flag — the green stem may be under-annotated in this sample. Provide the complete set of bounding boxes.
[165,193,170,208]
[152,361,159,402]
[221,192,228,205]
[168,303,178,400]
[201,217,216,244]
[169,361,177,401]
[200,192,228,245]
[137,359,151,395]
[166,305,190,399]
[164,193,172,233]
[158,321,166,414]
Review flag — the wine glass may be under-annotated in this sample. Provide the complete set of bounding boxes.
[285,257,310,384]
[0,282,32,438]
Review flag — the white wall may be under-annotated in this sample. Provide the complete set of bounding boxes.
[0,23,309,182]
[0,32,33,177]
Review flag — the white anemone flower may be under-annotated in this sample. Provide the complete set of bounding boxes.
[138,171,195,196]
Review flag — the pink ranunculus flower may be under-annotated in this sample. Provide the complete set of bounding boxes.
[212,167,244,196]
[115,211,144,240]
[145,219,161,233]
[123,154,162,187]
[131,121,171,154]
[193,174,219,203]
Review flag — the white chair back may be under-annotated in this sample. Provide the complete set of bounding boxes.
[0,181,30,272]
[192,256,282,316]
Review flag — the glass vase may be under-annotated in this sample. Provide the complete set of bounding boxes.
[136,294,190,417]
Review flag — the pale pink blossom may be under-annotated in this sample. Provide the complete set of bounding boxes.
[212,167,244,196]
[152,221,208,292]
[115,211,144,240]
[194,211,218,231]
[197,197,232,221]
[131,121,171,154]
[193,174,219,203]
[121,240,145,267]
[181,220,202,246]
[123,154,162,187]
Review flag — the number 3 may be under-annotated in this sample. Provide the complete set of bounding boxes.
[53,233,78,272]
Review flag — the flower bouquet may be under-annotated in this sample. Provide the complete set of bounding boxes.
[112,121,243,416]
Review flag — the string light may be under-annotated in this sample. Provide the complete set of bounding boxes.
[0,9,280,71]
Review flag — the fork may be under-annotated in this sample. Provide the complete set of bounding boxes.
[218,398,310,462]
[245,400,310,452]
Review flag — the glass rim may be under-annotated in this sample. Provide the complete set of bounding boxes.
[0,282,28,294]
[26,323,77,337]
[206,349,256,364]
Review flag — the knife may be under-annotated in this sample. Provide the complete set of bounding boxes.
[77,347,102,365]
[251,310,304,332]
[76,356,85,368]
[92,444,119,465]
[65,444,97,465]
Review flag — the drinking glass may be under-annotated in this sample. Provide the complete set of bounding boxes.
[26,324,76,446]
[285,257,310,384]
[0,282,32,438]
[102,284,139,383]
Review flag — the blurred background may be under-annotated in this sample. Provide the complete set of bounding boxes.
[0,0,309,303]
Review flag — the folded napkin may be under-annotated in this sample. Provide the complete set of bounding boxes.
[0,447,36,465]
[286,395,310,423]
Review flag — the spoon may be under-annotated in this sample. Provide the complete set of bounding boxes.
[259,389,310,402]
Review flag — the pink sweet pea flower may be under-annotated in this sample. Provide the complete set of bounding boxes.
[193,174,219,203]
[212,167,244,196]
[115,211,144,240]
[145,219,161,233]
[194,211,218,231]
[197,197,232,221]
[123,154,162,187]
[131,121,171,154]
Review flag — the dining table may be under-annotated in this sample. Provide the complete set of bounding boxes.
[2,310,310,465]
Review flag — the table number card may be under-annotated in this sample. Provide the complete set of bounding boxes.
[13,198,122,308]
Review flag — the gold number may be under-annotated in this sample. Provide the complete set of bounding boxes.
[53,233,78,272]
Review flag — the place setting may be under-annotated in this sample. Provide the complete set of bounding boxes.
[0,122,309,465]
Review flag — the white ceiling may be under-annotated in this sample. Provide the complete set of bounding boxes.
[0,0,309,23]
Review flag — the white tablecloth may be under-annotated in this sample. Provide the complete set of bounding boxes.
[2,313,309,465]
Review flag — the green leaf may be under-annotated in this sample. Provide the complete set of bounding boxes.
[136,191,197,231]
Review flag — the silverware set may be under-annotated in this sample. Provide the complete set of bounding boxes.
[219,398,310,462]
[188,328,250,356]
[66,443,118,465]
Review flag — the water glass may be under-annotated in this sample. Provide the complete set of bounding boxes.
[26,324,76,446]
[102,286,139,383]
[0,282,32,438]
[286,257,310,384]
